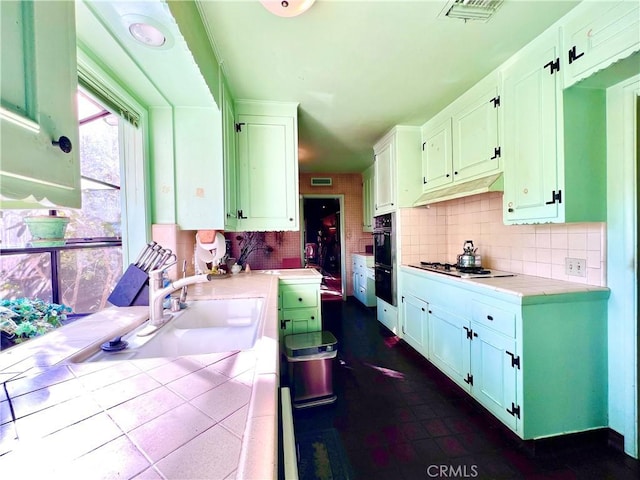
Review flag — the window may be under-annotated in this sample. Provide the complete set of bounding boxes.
[0,91,125,314]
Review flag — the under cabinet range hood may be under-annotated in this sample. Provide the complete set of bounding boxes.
[413,172,503,207]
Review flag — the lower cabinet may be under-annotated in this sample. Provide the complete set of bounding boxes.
[278,278,322,342]
[400,294,429,359]
[353,253,375,307]
[400,267,608,440]
[376,298,398,334]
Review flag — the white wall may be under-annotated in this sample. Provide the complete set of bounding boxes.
[606,74,639,458]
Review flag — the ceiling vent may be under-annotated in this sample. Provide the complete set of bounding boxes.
[310,177,332,186]
[440,0,504,22]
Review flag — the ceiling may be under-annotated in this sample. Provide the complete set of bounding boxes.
[194,0,581,173]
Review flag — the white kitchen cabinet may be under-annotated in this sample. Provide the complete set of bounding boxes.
[352,253,375,307]
[420,73,501,195]
[361,164,374,232]
[376,297,398,334]
[278,277,322,342]
[222,78,238,231]
[235,101,299,231]
[562,0,640,88]
[1,0,81,208]
[420,117,452,190]
[502,27,607,225]
[400,266,608,440]
[373,126,421,215]
[400,293,429,359]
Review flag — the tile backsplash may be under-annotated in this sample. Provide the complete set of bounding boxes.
[400,191,606,286]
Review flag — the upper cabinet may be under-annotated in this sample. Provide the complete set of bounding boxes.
[234,100,299,231]
[416,72,502,206]
[502,22,607,225]
[373,126,421,215]
[562,0,640,88]
[362,164,374,232]
[222,79,238,231]
[1,0,81,208]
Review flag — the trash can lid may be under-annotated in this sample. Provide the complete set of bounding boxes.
[284,330,337,353]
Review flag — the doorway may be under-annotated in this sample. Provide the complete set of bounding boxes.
[300,195,346,301]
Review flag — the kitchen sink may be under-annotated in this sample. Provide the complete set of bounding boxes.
[76,297,264,362]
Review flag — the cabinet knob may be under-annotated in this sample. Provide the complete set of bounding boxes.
[311,316,315,320]
[454,171,458,175]
[289,218,293,221]
[487,315,494,321]
[508,208,514,213]
[52,136,72,153]
[446,174,450,178]
[298,297,303,302]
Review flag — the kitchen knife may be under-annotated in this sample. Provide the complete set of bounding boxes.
[141,245,162,272]
[153,249,173,271]
[133,241,156,267]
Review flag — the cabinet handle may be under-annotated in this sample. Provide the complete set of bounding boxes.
[568,45,584,64]
[423,177,427,184]
[237,209,247,219]
[422,141,426,151]
[508,208,514,213]
[52,136,72,154]
[545,190,562,205]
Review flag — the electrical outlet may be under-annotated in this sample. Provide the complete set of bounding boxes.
[565,257,586,277]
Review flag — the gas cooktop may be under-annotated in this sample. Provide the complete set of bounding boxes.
[409,262,516,279]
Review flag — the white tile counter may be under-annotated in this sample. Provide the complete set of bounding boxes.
[0,268,321,479]
[401,264,610,304]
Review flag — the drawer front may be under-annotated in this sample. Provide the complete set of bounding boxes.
[281,285,319,309]
[471,301,516,337]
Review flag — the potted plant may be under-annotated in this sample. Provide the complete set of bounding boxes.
[0,298,72,349]
[24,210,70,247]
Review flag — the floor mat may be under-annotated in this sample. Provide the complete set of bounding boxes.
[296,428,353,480]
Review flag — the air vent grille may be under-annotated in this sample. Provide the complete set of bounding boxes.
[440,0,504,22]
[311,177,332,186]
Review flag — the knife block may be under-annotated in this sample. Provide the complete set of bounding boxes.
[108,264,149,307]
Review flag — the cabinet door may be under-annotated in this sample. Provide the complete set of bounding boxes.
[471,323,518,431]
[374,139,395,214]
[376,298,398,333]
[222,80,238,231]
[503,30,561,224]
[1,0,80,208]
[236,114,298,230]
[421,118,452,190]
[281,284,319,310]
[563,0,640,87]
[401,294,428,358]
[429,304,471,392]
[362,165,374,232]
[452,85,500,182]
[286,308,321,334]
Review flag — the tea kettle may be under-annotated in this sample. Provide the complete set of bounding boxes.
[457,240,482,268]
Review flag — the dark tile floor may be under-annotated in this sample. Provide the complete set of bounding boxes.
[289,298,639,480]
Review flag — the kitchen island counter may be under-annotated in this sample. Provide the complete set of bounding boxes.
[0,268,321,479]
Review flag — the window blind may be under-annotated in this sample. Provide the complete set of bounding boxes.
[77,64,141,128]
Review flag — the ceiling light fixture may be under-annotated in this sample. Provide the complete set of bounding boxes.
[260,0,316,18]
[128,22,166,47]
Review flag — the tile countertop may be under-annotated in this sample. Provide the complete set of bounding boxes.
[401,264,611,304]
[0,268,322,479]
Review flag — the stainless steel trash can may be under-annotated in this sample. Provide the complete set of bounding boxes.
[284,331,337,409]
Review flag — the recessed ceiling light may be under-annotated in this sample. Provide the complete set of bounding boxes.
[260,0,316,18]
[129,22,166,47]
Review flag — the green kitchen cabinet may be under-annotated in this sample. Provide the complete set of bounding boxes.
[502,23,607,225]
[235,101,299,231]
[400,293,429,360]
[1,0,81,208]
[399,266,608,440]
[361,164,374,232]
[278,278,322,342]
[562,0,640,88]
[373,126,421,215]
[222,78,238,231]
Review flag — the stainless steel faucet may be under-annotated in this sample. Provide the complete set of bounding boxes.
[148,269,212,326]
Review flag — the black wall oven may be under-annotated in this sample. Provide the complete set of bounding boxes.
[373,212,396,306]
